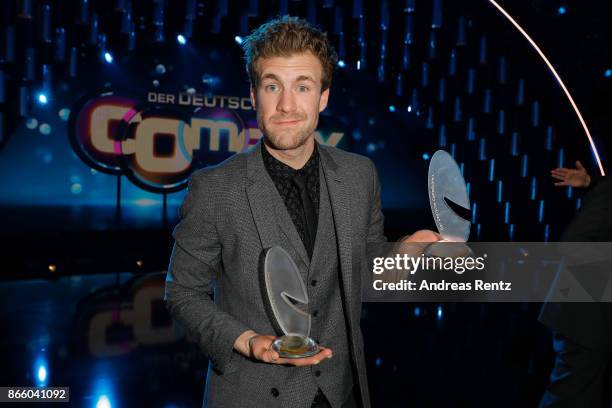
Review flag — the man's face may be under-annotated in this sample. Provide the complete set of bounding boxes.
[250,51,330,151]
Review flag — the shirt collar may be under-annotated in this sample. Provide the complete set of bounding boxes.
[261,140,319,180]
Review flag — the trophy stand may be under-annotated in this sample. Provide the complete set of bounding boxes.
[263,246,320,359]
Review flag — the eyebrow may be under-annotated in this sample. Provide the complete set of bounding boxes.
[295,75,315,83]
[260,73,316,83]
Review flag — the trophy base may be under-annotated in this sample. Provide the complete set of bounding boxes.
[272,334,319,359]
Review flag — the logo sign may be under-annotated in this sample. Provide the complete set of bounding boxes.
[69,90,346,193]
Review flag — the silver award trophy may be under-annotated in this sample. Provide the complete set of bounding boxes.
[426,150,472,256]
[263,246,320,358]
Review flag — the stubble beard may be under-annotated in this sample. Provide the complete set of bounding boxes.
[259,114,317,151]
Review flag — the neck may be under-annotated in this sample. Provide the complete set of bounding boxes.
[263,136,315,170]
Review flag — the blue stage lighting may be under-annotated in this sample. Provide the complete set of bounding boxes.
[104,52,113,63]
[96,395,111,408]
[388,105,395,112]
[337,60,346,68]
[234,36,243,45]
[26,118,38,129]
[437,305,443,320]
[557,6,566,15]
[37,365,47,383]
[59,108,70,120]
[34,355,48,386]
[37,93,48,104]
[39,123,52,135]
[422,153,430,160]
[605,69,612,77]
[177,34,186,45]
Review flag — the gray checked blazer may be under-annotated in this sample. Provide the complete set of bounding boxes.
[165,139,387,408]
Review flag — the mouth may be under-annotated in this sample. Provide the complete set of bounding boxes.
[273,119,303,126]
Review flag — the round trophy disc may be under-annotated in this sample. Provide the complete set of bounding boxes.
[272,334,320,359]
[427,150,471,242]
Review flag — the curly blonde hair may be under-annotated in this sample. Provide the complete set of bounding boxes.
[242,15,338,91]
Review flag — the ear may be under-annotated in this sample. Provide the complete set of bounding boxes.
[250,86,257,109]
[319,88,330,113]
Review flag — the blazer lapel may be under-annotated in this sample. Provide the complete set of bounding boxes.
[319,145,354,318]
[245,140,310,270]
[245,144,281,251]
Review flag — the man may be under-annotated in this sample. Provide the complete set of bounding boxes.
[540,161,612,407]
[165,16,438,408]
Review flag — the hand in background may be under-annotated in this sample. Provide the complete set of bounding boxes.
[551,160,591,188]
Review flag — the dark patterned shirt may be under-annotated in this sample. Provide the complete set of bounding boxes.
[261,142,320,249]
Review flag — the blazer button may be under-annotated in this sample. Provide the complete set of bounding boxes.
[271,388,279,397]
[311,279,317,286]
[315,370,321,377]
[312,310,319,317]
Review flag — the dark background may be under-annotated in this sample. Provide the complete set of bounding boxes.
[1,0,611,406]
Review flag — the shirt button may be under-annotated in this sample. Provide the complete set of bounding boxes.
[271,388,279,397]
[315,370,321,377]
[312,310,319,317]
[311,279,317,286]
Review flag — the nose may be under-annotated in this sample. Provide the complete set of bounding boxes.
[276,89,297,114]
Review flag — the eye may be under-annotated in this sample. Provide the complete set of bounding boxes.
[297,85,310,92]
[265,84,279,92]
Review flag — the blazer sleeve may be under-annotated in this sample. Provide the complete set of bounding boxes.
[367,159,387,244]
[164,172,250,374]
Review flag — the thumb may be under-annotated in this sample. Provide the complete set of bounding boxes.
[576,160,584,170]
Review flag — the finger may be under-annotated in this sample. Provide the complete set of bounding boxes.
[551,171,567,178]
[259,346,280,363]
[255,336,279,363]
[554,182,568,186]
[551,174,565,181]
[423,230,442,242]
[285,357,321,366]
[286,354,329,366]
[278,348,333,366]
[576,161,584,170]
[315,347,333,358]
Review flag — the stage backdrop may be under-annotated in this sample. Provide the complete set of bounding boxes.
[0,37,427,233]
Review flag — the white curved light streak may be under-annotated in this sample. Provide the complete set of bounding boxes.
[488,0,606,176]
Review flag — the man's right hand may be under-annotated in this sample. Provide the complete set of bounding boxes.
[234,330,333,366]
[250,334,333,366]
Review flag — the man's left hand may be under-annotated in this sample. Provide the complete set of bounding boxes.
[400,229,442,243]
